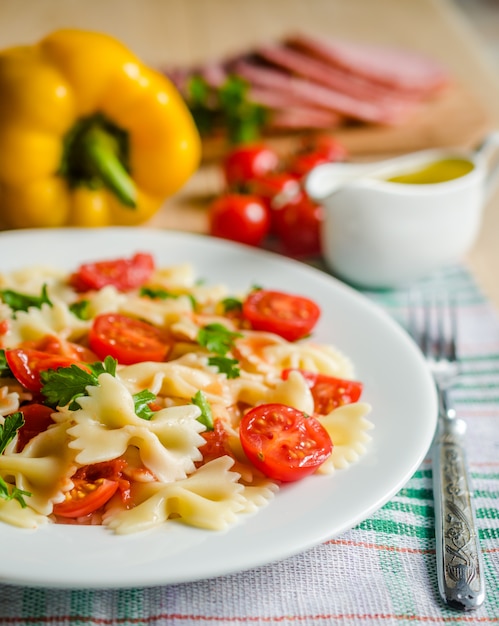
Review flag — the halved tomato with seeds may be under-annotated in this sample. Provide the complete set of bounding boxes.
[88,313,172,364]
[239,403,332,482]
[5,348,88,393]
[53,460,130,518]
[242,289,320,342]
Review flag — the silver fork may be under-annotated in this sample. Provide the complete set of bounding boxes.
[408,295,485,611]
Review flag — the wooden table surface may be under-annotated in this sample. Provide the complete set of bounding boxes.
[1,0,498,308]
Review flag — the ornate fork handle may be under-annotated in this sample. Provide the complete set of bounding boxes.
[432,387,485,611]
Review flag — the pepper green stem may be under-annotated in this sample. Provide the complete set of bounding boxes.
[80,125,137,208]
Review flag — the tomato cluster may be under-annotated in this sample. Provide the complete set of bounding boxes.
[208,135,347,257]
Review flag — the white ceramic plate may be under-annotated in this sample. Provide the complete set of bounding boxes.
[0,228,437,589]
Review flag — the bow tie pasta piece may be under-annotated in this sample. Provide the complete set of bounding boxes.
[104,456,246,534]
[118,361,231,405]
[0,421,77,518]
[233,332,355,380]
[0,386,21,417]
[261,370,315,414]
[3,299,89,347]
[118,293,194,328]
[317,402,374,473]
[67,373,206,481]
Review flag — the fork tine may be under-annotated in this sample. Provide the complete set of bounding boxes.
[408,292,458,365]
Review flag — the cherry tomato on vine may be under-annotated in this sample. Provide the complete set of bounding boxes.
[242,289,320,341]
[288,135,348,178]
[223,143,279,189]
[239,403,332,482]
[5,348,87,393]
[69,252,155,292]
[53,460,130,518]
[209,194,271,247]
[272,192,324,258]
[89,313,172,365]
[282,369,363,414]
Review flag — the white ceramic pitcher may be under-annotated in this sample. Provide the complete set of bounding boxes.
[305,132,499,289]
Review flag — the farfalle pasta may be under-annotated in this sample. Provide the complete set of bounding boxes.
[0,253,373,534]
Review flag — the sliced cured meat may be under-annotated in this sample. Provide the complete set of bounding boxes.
[254,43,424,103]
[247,87,343,128]
[266,107,343,130]
[285,33,450,96]
[231,58,415,125]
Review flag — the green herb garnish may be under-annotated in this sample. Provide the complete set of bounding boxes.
[191,390,214,430]
[221,297,243,314]
[133,389,156,421]
[0,284,52,313]
[69,299,91,320]
[0,476,31,508]
[0,412,24,455]
[208,355,240,379]
[40,356,117,409]
[197,323,242,356]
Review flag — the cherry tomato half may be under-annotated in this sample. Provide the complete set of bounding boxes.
[242,290,320,342]
[69,252,155,292]
[16,403,55,451]
[239,403,332,482]
[5,349,87,393]
[53,460,130,518]
[20,334,97,363]
[282,369,363,415]
[209,194,271,247]
[223,143,279,189]
[88,313,172,365]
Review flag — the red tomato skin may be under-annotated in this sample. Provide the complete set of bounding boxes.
[53,460,130,518]
[288,135,348,178]
[70,252,155,292]
[282,369,363,414]
[239,403,332,482]
[16,403,55,451]
[223,143,279,188]
[5,349,87,393]
[272,192,324,258]
[209,194,271,247]
[53,479,119,518]
[20,335,98,363]
[242,290,320,342]
[89,313,172,365]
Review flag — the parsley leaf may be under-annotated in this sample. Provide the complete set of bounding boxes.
[140,287,197,311]
[40,356,117,409]
[69,299,91,320]
[208,356,240,379]
[0,284,52,313]
[184,74,267,144]
[0,476,31,508]
[0,350,13,378]
[191,390,214,430]
[221,297,242,314]
[197,323,242,356]
[140,286,177,299]
[133,389,156,421]
[0,412,24,455]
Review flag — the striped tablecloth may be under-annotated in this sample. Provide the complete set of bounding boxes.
[0,264,498,626]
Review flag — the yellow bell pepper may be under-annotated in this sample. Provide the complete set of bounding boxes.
[0,29,201,228]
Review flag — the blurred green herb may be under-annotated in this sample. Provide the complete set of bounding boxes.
[186,75,267,144]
